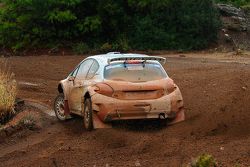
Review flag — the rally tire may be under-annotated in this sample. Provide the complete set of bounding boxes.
[83,98,94,131]
[54,93,67,121]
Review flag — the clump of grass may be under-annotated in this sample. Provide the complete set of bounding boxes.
[18,115,36,130]
[0,60,17,124]
[190,154,217,167]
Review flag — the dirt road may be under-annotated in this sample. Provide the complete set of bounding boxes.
[0,53,250,166]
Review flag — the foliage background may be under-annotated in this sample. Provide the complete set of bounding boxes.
[214,0,250,7]
[0,0,246,52]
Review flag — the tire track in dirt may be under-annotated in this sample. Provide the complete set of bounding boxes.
[25,101,55,117]
[0,54,249,166]
[0,124,59,158]
[0,101,58,158]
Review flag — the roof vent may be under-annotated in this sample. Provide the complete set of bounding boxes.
[107,52,121,54]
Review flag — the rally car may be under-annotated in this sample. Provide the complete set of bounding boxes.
[54,52,184,130]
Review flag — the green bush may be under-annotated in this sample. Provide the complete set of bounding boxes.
[191,154,217,167]
[130,0,221,50]
[72,42,89,55]
[242,4,250,11]
[112,37,130,52]
[100,43,113,52]
[0,0,221,51]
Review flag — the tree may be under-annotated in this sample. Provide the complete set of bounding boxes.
[0,0,221,52]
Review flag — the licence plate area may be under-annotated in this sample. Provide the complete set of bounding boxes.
[113,90,165,100]
[116,103,151,113]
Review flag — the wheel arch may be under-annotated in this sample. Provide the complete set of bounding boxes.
[58,84,64,93]
[58,82,70,101]
[84,92,91,100]
[83,85,96,101]
[81,92,91,115]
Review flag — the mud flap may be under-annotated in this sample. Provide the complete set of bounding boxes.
[93,112,112,129]
[64,100,70,116]
[168,110,185,125]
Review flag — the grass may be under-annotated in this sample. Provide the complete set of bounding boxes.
[0,59,17,124]
[190,154,217,167]
[18,114,36,130]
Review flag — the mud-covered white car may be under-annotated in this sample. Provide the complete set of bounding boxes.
[54,52,184,130]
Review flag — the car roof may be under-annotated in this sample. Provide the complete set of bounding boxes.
[87,52,149,66]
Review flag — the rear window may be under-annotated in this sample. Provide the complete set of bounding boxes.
[104,63,167,82]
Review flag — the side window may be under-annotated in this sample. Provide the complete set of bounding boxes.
[86,60,99,79]
[70,66,79,77]
[76,59,93,80]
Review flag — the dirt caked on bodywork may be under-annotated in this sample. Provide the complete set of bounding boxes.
[54,53,185,129]
[88,79,184,124]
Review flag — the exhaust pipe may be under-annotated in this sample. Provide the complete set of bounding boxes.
[159,113,165,119]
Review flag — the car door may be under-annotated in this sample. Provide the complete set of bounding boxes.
[68,59,94,113]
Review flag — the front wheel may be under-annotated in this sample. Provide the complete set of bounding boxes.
[54,93,67,121]
[83,98,93,131]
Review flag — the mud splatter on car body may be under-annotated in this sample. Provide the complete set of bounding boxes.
[55,52,185,129]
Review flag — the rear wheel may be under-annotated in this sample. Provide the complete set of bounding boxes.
[83,98,93,131]
[54,93,66,121]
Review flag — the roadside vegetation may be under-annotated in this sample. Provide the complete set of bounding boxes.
[0,60,17,125]
[0,0,221,53]
[190,154,217,167]
[214,0,250,7]
[18,114,36,130]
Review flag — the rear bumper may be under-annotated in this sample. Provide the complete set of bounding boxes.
[91,87,184,124]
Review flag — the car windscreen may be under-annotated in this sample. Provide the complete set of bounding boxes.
[104,63,167,82]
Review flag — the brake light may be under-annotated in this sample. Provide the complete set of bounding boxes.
[94,83,114,97]
[125,60,143,64]
[166,79,177,94]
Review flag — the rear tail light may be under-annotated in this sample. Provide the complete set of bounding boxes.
[94,83,114,97]
[166,79,177,94]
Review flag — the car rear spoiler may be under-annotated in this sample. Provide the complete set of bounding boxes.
[107,56,166,65]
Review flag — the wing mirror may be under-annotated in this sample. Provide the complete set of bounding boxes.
[68,76,75,81]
